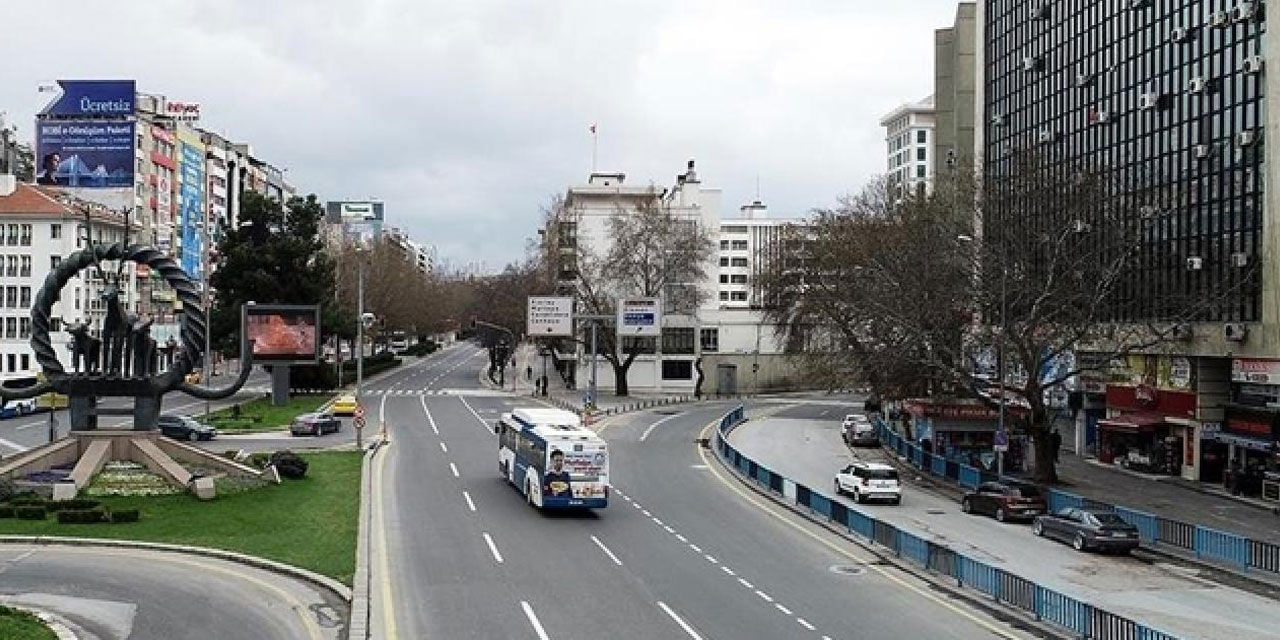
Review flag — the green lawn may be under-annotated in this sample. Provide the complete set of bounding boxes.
[0,451,362,585]
[0,606,56,640]
[206,394,334,433]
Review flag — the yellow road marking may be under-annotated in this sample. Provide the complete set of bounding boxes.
[374,440,398,639]
[695,418,1025,639]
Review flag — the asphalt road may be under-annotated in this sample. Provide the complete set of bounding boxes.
[369,346,1042,640]
[728,405,1280,640]
[0,543,346,640]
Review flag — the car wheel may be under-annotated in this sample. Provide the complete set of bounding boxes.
[995,507,1007,523]
[834,479,842,496]
[1032,520,1044,537]
[961,498,972,514]
[853,488,864,504]
[891,497,901,505]
[1073,533,1087,552]
[188,431,199,442]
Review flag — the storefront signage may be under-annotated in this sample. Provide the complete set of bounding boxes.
[40,80,135,117]
[904,401,1001,421]
[163,100,201,122]
[1106,384,1196,418]
[1167,357,1193,390]
[1225,417,1273,439]
[1232,359,1280,385]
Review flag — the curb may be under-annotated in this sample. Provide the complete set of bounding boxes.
[348,438,385,640]
[0,601,79,640]
[0,535,352,604]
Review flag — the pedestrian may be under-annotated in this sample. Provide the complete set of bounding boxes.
[1050,428,1062,463]
[526,365,533,381]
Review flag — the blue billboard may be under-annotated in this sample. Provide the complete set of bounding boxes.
[35,120,135,188]
[40,80,135,117]
[179,142,206,282]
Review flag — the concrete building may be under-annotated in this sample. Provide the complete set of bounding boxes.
[0,177,130,383]
[384,226,435,275]
[933,3,977,170]
[879,96,937,194]
[977,1,1279,490]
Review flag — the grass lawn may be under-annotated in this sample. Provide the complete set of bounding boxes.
[0,606,56,640]
[206,394,333,433]
[0,451,362,585]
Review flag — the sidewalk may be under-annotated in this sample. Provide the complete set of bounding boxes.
[505,343,701,415]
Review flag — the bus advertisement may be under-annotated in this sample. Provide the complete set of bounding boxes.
[497,407,609,509]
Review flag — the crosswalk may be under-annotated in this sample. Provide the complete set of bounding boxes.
[361,388,511,397]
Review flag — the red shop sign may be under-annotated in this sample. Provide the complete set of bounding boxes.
[1106,384,1196,419]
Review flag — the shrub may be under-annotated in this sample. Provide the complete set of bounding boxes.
[270,451,309,479]
[56,508,105,524]
[0,506,14,518]
[0,478,16,503]
[9,498,44,507]
[246,452,272,470]
[108,509,140,523]
[44,499,100,512]
[14,506,46,520]
[221,450,240,461]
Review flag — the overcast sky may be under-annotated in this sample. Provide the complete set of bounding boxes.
[2,0,962,272]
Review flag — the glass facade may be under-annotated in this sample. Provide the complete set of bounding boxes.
[984,0,1265,321]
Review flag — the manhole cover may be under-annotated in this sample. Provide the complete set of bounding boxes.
[925,509,947,515]
[654,410,682,415]
[829,564,868,576]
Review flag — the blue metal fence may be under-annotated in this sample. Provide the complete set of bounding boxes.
[1195,526,1250,572]
[1035,587,1090,636]
[1115,506,1159,545]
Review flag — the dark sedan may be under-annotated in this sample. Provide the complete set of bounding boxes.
[157,415,218,441]
[1032,507,1141,553]
[290,412,341,437]
[961,480,1047,522]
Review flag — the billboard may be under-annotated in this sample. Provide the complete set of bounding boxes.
[243,304,321,364]
[40,80,135,117]
[35,120,135,188]
[163,100,201,122]
[617,297,661,336]
[178,138,206,282]
[527,296,574,336]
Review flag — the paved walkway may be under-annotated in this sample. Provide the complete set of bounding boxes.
[504,343,698,414]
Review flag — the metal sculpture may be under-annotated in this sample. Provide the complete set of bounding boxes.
[0,209,253,431]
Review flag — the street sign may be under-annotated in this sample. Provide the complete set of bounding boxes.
[354,416,366,430]
[354,405,365,420]
[617,297,661,336]
[994,429,1009,453]
[526,296,574,336]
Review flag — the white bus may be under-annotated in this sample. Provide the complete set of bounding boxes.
[496,407,609,509]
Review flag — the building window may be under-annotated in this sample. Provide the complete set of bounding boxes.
[719,257,730,267]
[50,256,61,270]
[18,318,29,338]
[19,287,30,308]
[731,257,748,267]
[730,274,748,284]
[6,354,13,372]
[74,287,80,310]
[4,256,14,277]
[620,335,656,355]
[4,318,15,339]
[661,328,696,355]
[719,291,730,301]
[19,225,31,246]
[20,353,29,371]
[5,225,16,245]
[4,287,15,308]
[700,328,719,352]
[661,360,693,380]
[19,256,30,277]
[50,224,62,240]
[916,165,926,179]
[730,291,748,301]
[731,240,749,251]
[719,274,729,283]
[719,240,730,250]
[917,130,927,144]
[917,148,926,161]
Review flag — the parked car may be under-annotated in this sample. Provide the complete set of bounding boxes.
[834,462,901,504]
[0,398,37,419]
[290,412,341,436]
[185,369,203,385]
[842,414,879,447]
[961,480,1047,522]
[1032,507,1141,553]
[157,415,218,441]
[332,394,359,416]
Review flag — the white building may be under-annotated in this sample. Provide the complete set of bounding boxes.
[879,95,937,195]
[0,177,130,383]
[384,226,435,275]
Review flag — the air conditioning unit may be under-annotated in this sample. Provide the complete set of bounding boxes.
[1038,128,1059,143]
[1231,252,1250,267]
[1071,219,1092,233]
[1210,10,1230,27]
[1076,72,1096,87]
[1171,324,1194,341]
[991,113,1006,126]
[1242,55,1265,74]
[1186,256,1204,270]
[1023,56,1044,72]
[1091,108,1111,123]
[1130,0,1150,8]
[1238,130,1258,146]
[1189,76,1207,93]
[1034,2,1051,19]
[1170,26,1192,43]
[1139,92,1160,110]
[1139,205,1160,218]
[1224,323,1248,342]
[1193,143,1213,159]
[1234,2,1257,22]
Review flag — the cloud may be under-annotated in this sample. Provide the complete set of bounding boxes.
[1,0,962,270]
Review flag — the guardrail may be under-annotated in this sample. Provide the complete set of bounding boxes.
[711,405,1180,640]
[872,418,1280,577]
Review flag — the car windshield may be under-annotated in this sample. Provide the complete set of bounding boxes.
[1009,486,1041,497]
[1089,512,1130,527]
[865,468,898,480]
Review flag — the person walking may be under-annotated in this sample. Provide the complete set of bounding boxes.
[1050,428,1063,463]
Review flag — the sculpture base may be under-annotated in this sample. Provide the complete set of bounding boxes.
[0,430,265,500]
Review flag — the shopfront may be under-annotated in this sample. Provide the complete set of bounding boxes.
[1102,382,1196,477]
[902,399,1028,473]
[1224,358,1280,502]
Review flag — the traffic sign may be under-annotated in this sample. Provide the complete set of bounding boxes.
[994,429,1009,453]
[354,405,365,420]
[354,416,366,430]
[527,296,574,336]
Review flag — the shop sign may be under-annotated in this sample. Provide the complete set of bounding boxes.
[1165,357,1194,390]
[905,401,1000,421]
[1232,359,1280,385]
[1106,384,1196,418]
[1200,421,1222,435]
[1225,417,1273,439]
[1134,384,1158,406]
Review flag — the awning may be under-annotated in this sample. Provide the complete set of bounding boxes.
[1098,413,1166,433]
[1211,432,1277,452]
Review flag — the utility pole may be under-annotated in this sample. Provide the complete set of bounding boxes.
[202,202,212,423]
[357,255,366,397]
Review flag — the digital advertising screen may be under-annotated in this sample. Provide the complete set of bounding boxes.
[243,304,321,364]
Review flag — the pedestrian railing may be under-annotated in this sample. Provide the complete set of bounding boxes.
[872,417,1280,577]
[713,406,1181,640]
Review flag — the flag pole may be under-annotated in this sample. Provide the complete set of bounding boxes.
[590,123,598,173]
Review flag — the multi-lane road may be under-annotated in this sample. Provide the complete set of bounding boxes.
[367,345,1043,640]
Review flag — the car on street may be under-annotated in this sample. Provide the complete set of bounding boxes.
[332,394,359,416]
[834,461,901,504]
[0,398,38,419]
[1032,507,1141,553]
[290,412,341,436]
[841,413,879,447]
[961,480,1047,522]
[157,414,218,441]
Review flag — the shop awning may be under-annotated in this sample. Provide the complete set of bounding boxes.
[1098,413,1165,433]
[1211,432,1277,452]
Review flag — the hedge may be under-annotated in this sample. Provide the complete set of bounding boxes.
[0,506,13,518]
[56,509,105,524]
[14,506,46,520]
[108,509,140,523]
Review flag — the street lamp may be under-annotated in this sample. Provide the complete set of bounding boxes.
[959,233,1008,476]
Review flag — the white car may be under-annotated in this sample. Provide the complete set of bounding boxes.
[834,462,902,504]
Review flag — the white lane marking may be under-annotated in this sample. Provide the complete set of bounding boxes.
[653,518,664,526]
[675,534,688,543]
[738,578,754,589]
[689,544,702,553]
[663,525,675,534]
[657,601,705,640]
[439,441,448,453]
[775,603,793,615]
[704,554,718,564]
[720,566,735,576]
[639,412,684,442]
[590,535,624,566]
[449,462,460,478]
[755,590,774,603]
[458,396,491,432]
[521,601,551,640]
[482,532,504,564]
[798,618,816,631]
[12,418,45,431]
[463,491,476,512]
[632,502,642,510]
[420,396,439,435]
[0,437,27,453]
[642,510,652,517]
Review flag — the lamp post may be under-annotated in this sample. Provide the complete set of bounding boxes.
[959,233,1007,476]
